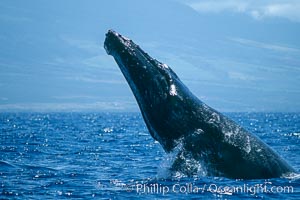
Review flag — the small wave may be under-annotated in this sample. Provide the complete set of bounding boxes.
[156,141,207,179]
[156,141,184,179]
[282,172,300,180]
[20,163,57,172]
[0,160,15,168]
[284,132,300,138]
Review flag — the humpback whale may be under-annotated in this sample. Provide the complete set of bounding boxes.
[104,30,295,179]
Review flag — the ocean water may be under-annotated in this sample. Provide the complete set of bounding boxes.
[0,112,299,199]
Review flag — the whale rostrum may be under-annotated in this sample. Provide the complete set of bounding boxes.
[104,30,296,179]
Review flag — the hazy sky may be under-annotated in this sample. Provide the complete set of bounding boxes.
[0,0,300,112]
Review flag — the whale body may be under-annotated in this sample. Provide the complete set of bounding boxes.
[104,30,295,179]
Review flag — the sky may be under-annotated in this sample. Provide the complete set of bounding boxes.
[0,0,300,112]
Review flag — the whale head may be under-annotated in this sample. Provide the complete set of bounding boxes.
[104,30,194,151]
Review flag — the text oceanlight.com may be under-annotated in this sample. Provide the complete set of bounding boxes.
[127,182,294,195]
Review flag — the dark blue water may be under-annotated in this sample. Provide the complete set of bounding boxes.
[1,112,299,199]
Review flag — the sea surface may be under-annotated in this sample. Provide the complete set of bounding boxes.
[0,112,299,199]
